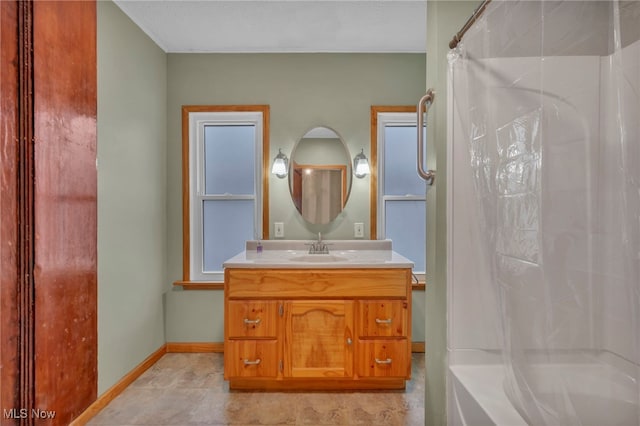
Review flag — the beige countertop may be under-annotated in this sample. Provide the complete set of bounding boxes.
[223,240,414,269]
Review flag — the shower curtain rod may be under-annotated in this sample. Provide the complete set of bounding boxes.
[448,0,492,49]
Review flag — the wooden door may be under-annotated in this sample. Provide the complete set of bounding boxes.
[1,1,97,424]
[284,300,354,378]
[1,1,23,417]
[33,2,97,421]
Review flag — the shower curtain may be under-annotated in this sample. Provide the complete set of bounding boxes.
[448,1,639,424]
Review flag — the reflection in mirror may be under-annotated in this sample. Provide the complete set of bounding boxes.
[289,127,351,225]
[292,165,347,224]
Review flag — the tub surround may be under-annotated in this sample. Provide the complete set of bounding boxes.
[447,3,640,424]
[450,360,639,426]
[223,240,413,390]
[450,365,527,426]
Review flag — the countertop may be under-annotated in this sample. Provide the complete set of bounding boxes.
[222,240,414,269]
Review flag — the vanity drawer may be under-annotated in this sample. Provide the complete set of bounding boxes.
[224,340,278,379]
[226,268,410,298]
[227,300,278,338]
[358,300,408,337]
[357,340,409,378]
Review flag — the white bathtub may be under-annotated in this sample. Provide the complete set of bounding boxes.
[449,363,639,426]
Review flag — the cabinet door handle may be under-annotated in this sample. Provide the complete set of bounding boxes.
[346,337,353,345]
[243,318,261,325]
[375,318,392,324]
[243,358,261,365]
[375,358,392,365]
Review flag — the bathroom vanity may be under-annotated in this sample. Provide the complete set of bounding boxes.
[223,240,413,390]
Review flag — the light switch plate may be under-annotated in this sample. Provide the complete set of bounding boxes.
[354,222,364,238]
[274,222,284,238]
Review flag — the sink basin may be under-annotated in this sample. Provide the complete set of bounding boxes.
[289,254,349,263]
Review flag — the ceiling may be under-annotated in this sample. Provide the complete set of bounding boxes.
[113,0,427,53]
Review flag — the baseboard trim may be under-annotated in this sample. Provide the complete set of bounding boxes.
[166,342,224,353]
[70,344,167,426]
[412,342,425,353]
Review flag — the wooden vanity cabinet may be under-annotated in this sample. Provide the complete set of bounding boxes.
[223,268,412,390]
[225,300,280,379]
[226,300,278,338]
[357,300,411,379]
[284,300,354,379]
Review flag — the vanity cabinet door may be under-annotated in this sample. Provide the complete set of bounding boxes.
[283,300,354,378]
[227,300,278,338]
[357,340,409,378]
[225,340,278,378]
[358,300,408,337]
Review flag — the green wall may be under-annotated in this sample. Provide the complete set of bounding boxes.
[97,1,168,395]
[425,2,480,425]
[165,53,426,343]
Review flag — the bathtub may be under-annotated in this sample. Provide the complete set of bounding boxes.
[449,362,639,426]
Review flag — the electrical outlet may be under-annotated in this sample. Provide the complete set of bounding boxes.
[354,222,364,238]
[274,222,284,238]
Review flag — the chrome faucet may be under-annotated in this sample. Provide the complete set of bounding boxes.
[307,232,329,254]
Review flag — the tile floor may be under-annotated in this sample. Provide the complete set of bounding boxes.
[87,353,425,425]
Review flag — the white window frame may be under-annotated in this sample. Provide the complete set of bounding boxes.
[187,111,264,282]
[376,112,426,275]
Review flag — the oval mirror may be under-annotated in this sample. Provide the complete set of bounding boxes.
[288,127,352,225]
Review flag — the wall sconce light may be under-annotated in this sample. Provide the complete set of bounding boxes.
[271,148,289,178]
[353,149,370,178]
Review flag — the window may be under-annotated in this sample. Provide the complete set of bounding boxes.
[371,107,426,274]
[182,106,269,282]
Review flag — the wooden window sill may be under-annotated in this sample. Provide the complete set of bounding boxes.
[173,281,224,290]
[412,282,426,291]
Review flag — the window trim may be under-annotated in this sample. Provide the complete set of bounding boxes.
[371,106,427,278]
[369,106,416,239]
[181,105,270,282]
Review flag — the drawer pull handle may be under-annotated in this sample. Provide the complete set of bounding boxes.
[375,318,392,324]
[243,358,261,365]
[375,358,392,365]
[243,318,261,325]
